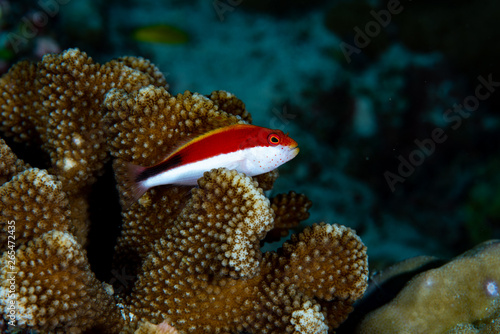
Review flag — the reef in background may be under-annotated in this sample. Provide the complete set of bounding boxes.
[353,240,500,334]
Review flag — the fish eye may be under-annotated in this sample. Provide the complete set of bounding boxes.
[268,133,280,145]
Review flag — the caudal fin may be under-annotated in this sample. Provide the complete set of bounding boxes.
[120,162,149,208]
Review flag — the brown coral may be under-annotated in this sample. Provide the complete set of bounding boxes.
[0,48,369,333]
[135,320,180,334]
[0,60,38,142]
[254,168,280,191]
[134,321,179,334]
[265,191,312,242]
[208,90,252,123]
[0,48,166,196]
[283,222,368,300]
[357,240,500,334]
[0,168,72,252]
[0,48,168,247]
[0,137,29,184]
[0,230,124,333]
[126,168,368,333]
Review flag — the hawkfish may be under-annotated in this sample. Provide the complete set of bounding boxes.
[124,123,299,204]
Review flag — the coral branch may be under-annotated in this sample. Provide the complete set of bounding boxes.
[0,168,72,252]
[0,231,124,333]
[127,169,368,333]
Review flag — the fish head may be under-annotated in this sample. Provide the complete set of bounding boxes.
[266,129,295,145]
[264,128,299,156]
[240,127,299,175]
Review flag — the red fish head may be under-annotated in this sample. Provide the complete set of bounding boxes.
[237,126,299,175]
[240,127,298,151]
[265,129,299,150]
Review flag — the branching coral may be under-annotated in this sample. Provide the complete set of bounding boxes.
[357,240,500,334]
[265,191,312,242]
[0,137,29,184]
[0,48,168,247]
[126,168,368,333]
[208,90,252,123]
[0,230,124,333]
[0,49,166,195]
[0,48,369,333]
[0,168,72,252]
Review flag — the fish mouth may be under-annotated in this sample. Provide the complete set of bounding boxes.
[290,146,300,157]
